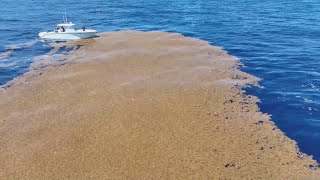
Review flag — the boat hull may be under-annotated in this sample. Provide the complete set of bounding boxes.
[39,31,97,40]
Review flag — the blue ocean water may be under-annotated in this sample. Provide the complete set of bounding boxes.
[0,0,319,161]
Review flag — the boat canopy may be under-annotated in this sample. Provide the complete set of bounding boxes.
[57,23,75,27]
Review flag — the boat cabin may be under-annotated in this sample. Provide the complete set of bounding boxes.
[55,22,75,32]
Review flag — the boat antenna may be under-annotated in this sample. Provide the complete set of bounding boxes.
[63,12,68,24]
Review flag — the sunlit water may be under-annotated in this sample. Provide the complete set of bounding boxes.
[0,0,319,162]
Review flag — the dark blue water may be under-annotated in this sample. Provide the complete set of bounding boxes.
[1,0,319,161]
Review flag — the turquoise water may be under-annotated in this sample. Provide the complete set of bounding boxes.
[1,0,319,162]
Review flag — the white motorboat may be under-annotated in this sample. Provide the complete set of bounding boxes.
[39,14,97,40]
